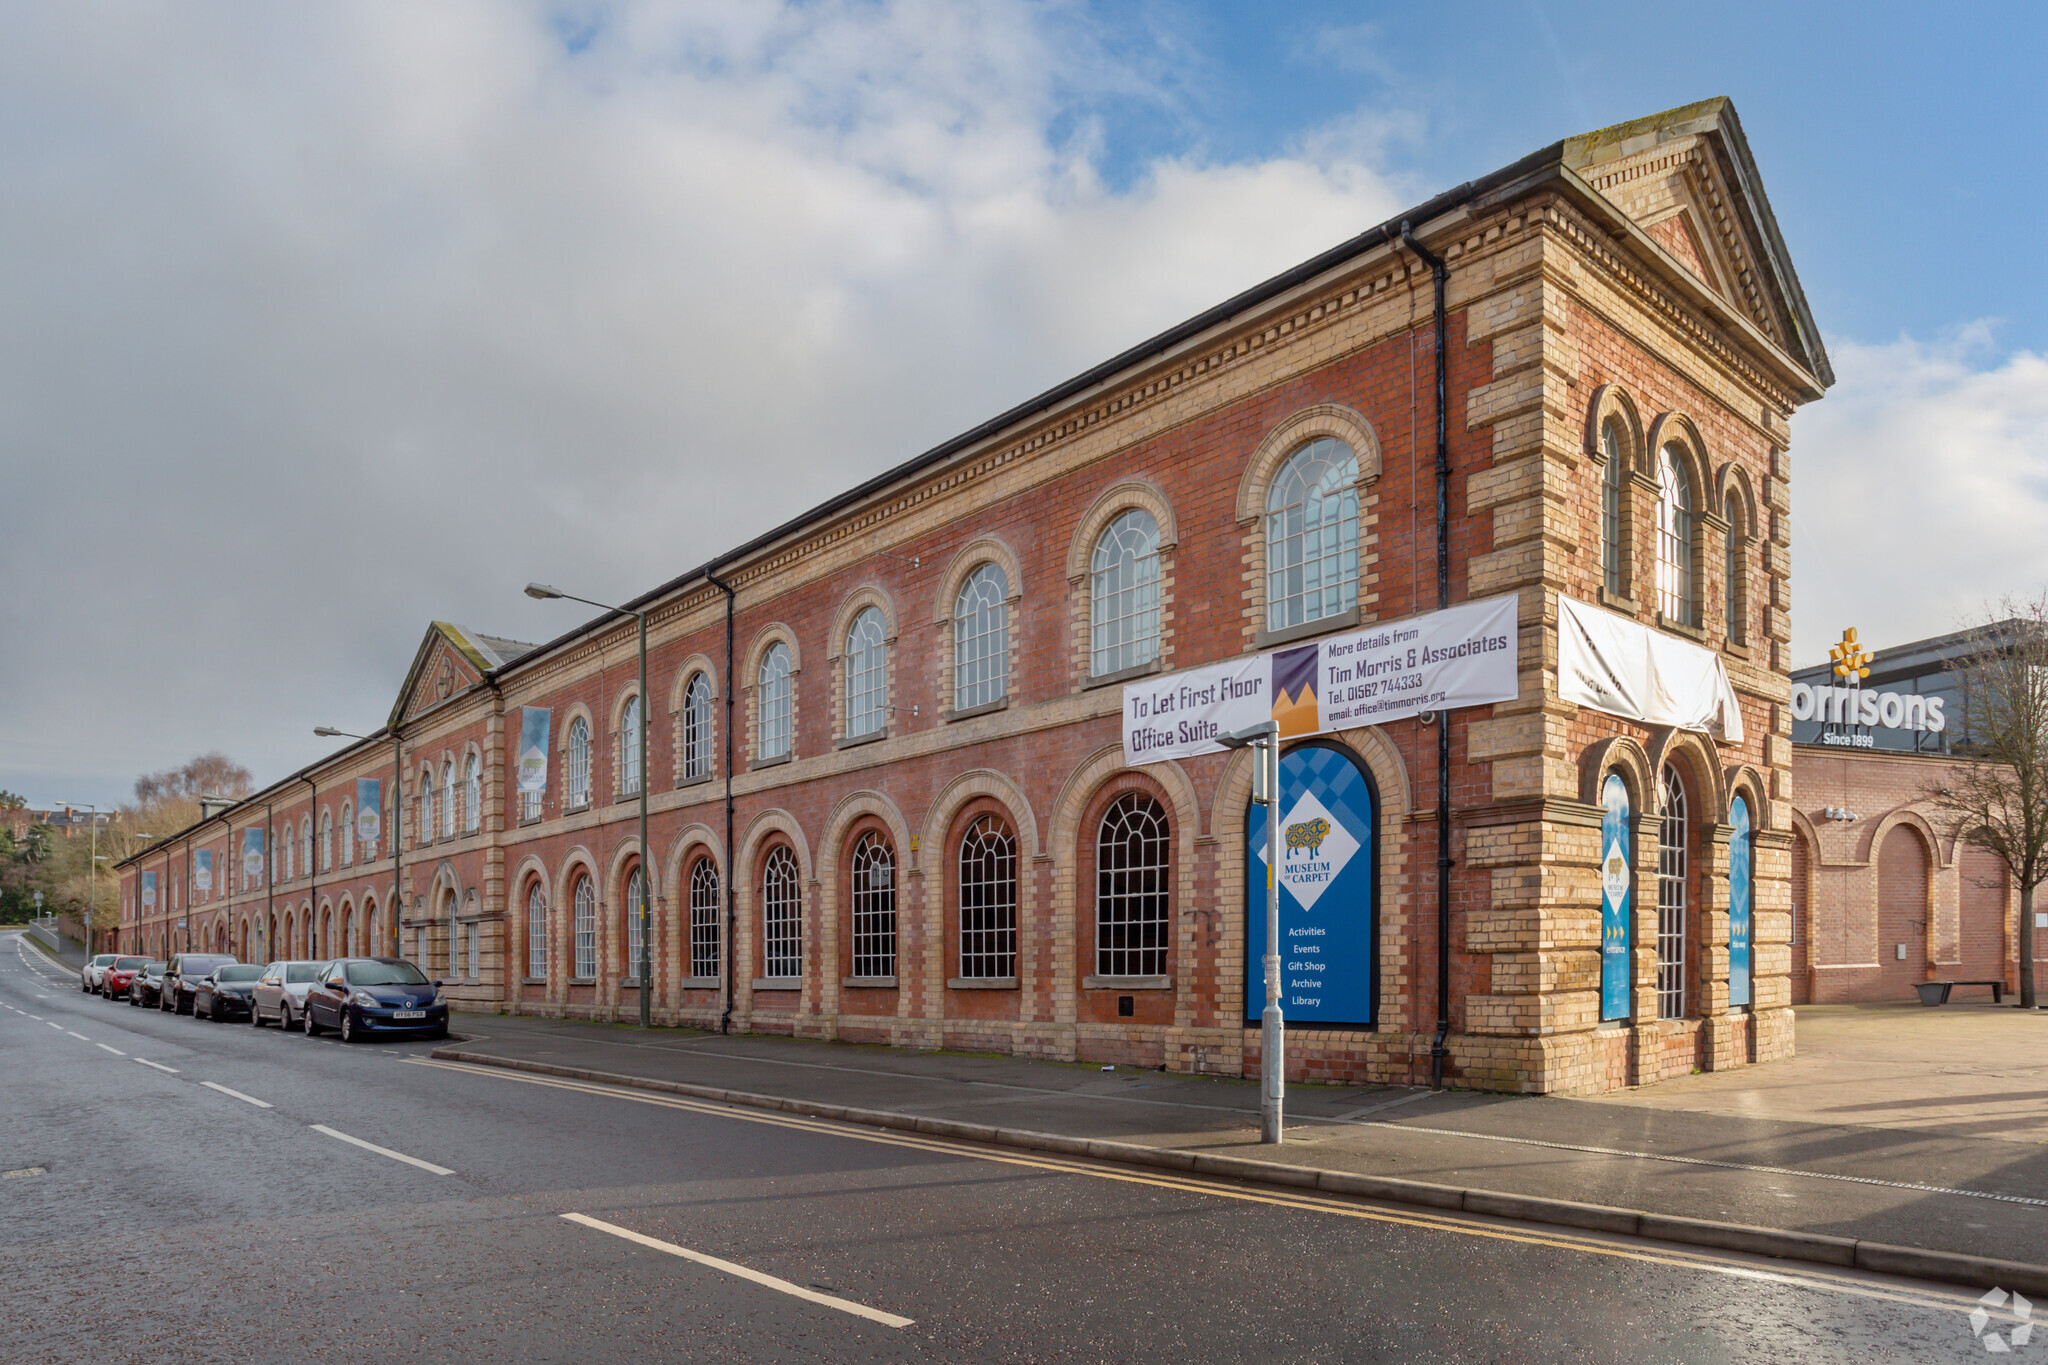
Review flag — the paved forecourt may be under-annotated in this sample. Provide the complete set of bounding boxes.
[0,932,2029,1362]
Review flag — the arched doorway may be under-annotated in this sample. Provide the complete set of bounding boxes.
[1878,824,1931,999]
[1244,740,1378,1029]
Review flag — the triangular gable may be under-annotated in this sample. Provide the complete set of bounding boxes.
[1562,97,1832,389]
[388,622,501,727]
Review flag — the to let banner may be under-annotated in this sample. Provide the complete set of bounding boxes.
[1123,595,1520,766]
[517,707,552,794]
[356,778,381,846]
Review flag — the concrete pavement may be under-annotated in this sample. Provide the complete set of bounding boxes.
[433,1008,2048,1269]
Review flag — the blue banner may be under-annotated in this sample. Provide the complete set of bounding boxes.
[518,706,552,794]
[141,871,157,909]
[242,828,264,882]
[1728,794,1753,1009]
[356,778,381,846]
[1599,773,1632,1021]
[193,849,212,893]
[1246,742,1377,1027]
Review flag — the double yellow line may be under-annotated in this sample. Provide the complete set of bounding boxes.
[408,1058,2013,1325]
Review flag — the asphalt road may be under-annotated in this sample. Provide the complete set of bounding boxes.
[0,932,2032,1363]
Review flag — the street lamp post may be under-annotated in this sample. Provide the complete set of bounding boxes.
[1217,722,1284,1144]
[526,582,652,1029]
[312,726,404,959]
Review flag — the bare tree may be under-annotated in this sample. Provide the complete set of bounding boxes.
[1924,597,2046,1009]
[133,752,252,805]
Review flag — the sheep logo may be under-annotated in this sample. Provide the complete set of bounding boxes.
[1285,818,1331,858]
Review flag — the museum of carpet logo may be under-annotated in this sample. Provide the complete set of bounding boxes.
[1972,1287,2034,1353]
[1255,792,1359,911]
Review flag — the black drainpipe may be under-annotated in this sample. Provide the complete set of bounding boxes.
[1400,221,1454,1090]
[300,775,317,956]
[706,569,738,1035]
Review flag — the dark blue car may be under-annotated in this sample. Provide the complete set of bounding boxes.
[302,958,449,1044]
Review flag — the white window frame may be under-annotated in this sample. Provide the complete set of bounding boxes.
[1657,766,1688,1020]
[464,753,481,834]
[845,609,889,738]
[567,718,591,809]
[761,846,802,979]
[848,832,896,979]
[1656,444,1695,626]
[623,868,647,982]
[683,673,713,780]
[958,814,1018,980]
[1600,418,1626,598]
[621,696,643,796]
[1264,437,1361,632]
[1096,793,1170,978]
[572,875,597,980]
[953,564,1010,712]
[1090,509,1161,676]
[526,881,547,979]
[340,802,354,867]
[689,858,721,978]
[758,644,793,760]
[441,761,458,839]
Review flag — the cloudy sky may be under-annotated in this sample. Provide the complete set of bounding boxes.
[5,0,2046,808]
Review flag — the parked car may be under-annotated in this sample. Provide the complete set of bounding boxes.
[100,956,150,999]
[128,961,168,1008]
[81,954,118,993]
[251,961,327,1031]
[302,958,448,1043]
[194,964,264,1021]
[161,953,238,1015]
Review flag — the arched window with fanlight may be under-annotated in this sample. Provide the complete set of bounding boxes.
[572,874,597,979]
[339,801,354,867]
[1096,793,1170,978]
[683,672,713,781]
[845,608,889,739]
[848,832,896,979]
[620,695,643,796]
[320,812,332,872]
[464,752,481,834]
[959,814,1017,980]
[758,643,793,760]
[689,857,721,979]
[1265,438,1360,632]
[1656,444,1694,626]
[1091,510,1161,676]
[441,761,458,839]
[623,867,647,983]
[953,564,1009,711]
[1724,502,1747,644]
[526,880,547,980]
[567,717,591,809]
[761,846,802,980]
[1600,417,1627,597]
[1656,765,1689,1019]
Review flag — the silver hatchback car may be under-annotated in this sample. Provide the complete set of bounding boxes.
[251,960,328,1031]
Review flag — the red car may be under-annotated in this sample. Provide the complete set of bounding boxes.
[100,957,149,999]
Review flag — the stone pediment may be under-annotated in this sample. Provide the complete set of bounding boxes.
[1563,98,1832,389]
[389,622,536,727]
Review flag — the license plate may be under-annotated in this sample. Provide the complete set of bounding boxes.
[392,1009,426,1020]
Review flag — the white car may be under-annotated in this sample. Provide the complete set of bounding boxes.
[251,960,329,1031]
[80,953,117,993]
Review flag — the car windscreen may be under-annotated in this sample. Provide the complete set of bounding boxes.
[285,964,323,983]
[345,961,430,986]
[115,957,147,969]
[92,955,117,965]
[145,962,167,973]
[179,956,234,973]
[215,965,264,983]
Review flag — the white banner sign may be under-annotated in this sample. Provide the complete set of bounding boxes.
[1556,595,1744,741]
[1123,595,1521,766]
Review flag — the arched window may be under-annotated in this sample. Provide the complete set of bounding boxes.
[845,608,888,738]
[281,827,293,883]
[849,833,896,979]
[1091,510,1161,676]
[567,717,591,808]
[1724,505,1746,643]
[621,696,643,796]
[1600,418,1626,597]
[689,858,721,979]
[441,761,457,839]
[1096,793,1170,978]
[1656,766,1688,1019]
[624,867,647,982]
[683,673,714,780]
[1265,438,1360,632]
[320,813,332,872]
[761,846,802,979]
[572,874,597,979]
[340,802,354,867]
[953,564,1009,711]
[417,771,433,846]
[758,643,793,760]
[464,753,481,833]
[526,880,547,979]
[1656,444,1694,626]
[302,821,313,879]
[959,814,1018,980]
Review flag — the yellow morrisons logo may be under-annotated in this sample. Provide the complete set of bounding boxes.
[1830,627,1872,682]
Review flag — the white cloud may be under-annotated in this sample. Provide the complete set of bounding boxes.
[0,0,1405,801]
[1790,326,2048,662]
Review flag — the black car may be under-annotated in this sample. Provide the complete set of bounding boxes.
[194,964,264,1021]
[162,953,238,1015]
[303,958,449,1044]
[127,961,169,1008]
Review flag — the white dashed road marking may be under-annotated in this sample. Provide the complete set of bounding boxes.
[65,1031,89,1041]
[560,1212,916,1329]
[133,1058,178,1074]
[96,1044,124,1056]
[309,1124,454,1175]
[199,1081,272,1108]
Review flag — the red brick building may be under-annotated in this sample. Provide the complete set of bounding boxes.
[117,99,1832,1093]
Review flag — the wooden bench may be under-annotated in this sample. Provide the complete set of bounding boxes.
[1914,979,2006,1005]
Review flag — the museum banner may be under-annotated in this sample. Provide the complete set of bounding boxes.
[1556,595,1745,741]
[141,871,157,910]
[356,778,381,846]
[241,828,264,882]
[193,849,212,893]
[517,706,552,794]
[1122,594,1520,766]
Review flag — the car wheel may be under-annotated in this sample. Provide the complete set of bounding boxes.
[280,1004,294,1032]
[251,1004,265,1028]
[304,1008,322,1037]
[340,1011,358,1044]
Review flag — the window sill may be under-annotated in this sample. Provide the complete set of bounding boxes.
[843,975,898,989]
[1598,588,1640,615]
[522,976,548,985]
[614,790,644,806]
[1656,612,1707,643]
[569,977,596,985]
[837,729,888,750]
[948,976,1018,990]
[1255,606,1361,650]
[1722,639,1752,661]
[751,977,802,992]
[751,752,792,771]
[1083,975,1172,991]
[1083,659,1162,692]
[678,772,715,790]
[518,815,544,828]
[565,801,592,817]
[946,697,1009,723]
[680,975,722,989]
